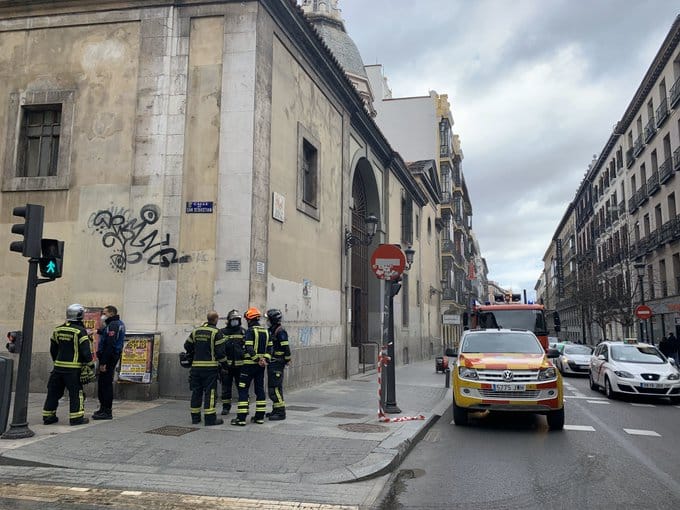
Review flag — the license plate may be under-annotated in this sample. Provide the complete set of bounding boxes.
[640,382,662,389]
[493,383,526,392]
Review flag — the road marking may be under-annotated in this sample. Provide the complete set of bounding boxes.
[69,487,90,492]
[121,491,143,496]
[631,403,655,407]
[623,428,661,437]
[586,400,610,404]
[565,395,606,400]
[423,429,440,442]
[564,425,596,431]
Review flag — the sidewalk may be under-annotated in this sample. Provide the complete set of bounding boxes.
[0,359,451,507]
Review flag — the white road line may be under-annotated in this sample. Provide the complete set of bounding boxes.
[121,491,143,496]
[68,487,90,492]
[623,428,661,437]
[631,403,655,407]
[586,400,610,404]
[564,395,607,400]
[564,425,596,431]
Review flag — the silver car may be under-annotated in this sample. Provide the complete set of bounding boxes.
[556,343,593,376]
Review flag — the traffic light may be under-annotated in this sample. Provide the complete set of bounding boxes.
[39,238,64,279]
[9,204,44,258]
[6,331,22,354]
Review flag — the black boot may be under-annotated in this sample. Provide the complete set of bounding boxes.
[191,413,201,424]
[221,403,231,416]
[43,415,58,425]
[92,408,112,420]
[230,417,246,426]
[70,417,89,426]
[204,414,224,426]
[251,415,264,424]
[268,409,286,421]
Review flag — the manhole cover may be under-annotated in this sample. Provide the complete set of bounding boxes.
[338,423,389,433]
[324,411,367,419]
[287,405,318,412]
[145,425,199,437]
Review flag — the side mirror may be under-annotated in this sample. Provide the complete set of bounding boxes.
[546,348,560,359]
[597,354,606,361]
[668,357,676,366]
[445,348,457,357]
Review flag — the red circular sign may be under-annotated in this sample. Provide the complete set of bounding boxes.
[634,305,652,320]
[370,244,406,280]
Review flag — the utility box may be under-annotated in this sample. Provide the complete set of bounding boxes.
[0,356,14,434]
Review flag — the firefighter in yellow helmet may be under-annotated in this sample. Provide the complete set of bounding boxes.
[231,307,272,426]
[184,311,228,426]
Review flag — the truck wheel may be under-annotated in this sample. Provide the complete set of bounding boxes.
[452,398,468,426]
[547,408,564,431]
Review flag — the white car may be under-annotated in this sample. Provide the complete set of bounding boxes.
[556,343,593,376]
[589,340,680,402]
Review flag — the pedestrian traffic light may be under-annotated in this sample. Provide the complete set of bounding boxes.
[6,331,22,354]
[9,204,44,258]
[39,238,64,279]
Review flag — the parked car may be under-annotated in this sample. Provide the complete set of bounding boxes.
[556,343,593,376]
[589,339,680,402]
[446,328,564,430]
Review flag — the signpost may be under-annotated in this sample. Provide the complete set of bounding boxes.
[371,244,407,414]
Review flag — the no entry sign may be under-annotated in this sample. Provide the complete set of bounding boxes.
[370,244,406,280]
[634,304,652,320]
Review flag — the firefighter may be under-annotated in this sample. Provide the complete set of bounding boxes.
[265,308,291,421]
[218,309,245,415]
[43,304,94,426]
[231,307,271,426]
[184,311,228,426]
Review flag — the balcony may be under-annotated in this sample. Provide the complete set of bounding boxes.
[633,134,644,158]
[673,216,680,241]
[644,118,656,143]
[659,157,673,184]
[440,191,452,204]
[647,172,660,195]
[442,239,454,253]
[442,288,455,301]
[656,97,670,128]
[618,201,625,217]
[674,146,680,172]
[647,229,659,252]
[636,183,648,206]
[660,220,674,244]
[440,145,450,158]
[628,195,638,214]
[626,148,635,168]
[671,76,680,109]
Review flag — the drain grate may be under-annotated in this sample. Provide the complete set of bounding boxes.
[338,423,389,433]
[324,411,366,419]
[145,425,199,437]
[286,405,318,412]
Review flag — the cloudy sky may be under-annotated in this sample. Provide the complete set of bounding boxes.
[338,0,679,298]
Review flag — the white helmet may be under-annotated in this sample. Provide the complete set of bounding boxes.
[66,303,85,321]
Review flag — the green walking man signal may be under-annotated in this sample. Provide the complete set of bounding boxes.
[39,239,64,279]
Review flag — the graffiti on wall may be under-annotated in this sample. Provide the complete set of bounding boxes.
[88,204,190,272]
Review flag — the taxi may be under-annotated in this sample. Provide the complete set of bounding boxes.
[589,339,680,402]
[445,328,564,430]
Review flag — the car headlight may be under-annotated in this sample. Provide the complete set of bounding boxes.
[562,357,570,363]
[538,367,557,380]
[614,370,634,378]
[458,366,478,379]
[667,372,680,381]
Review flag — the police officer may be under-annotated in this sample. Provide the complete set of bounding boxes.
[92,305,126,420]
[219,309,245,415]
[265,309,291,421]
[231,307,271,426]
[184,311,228,426]
[43,304,94,426]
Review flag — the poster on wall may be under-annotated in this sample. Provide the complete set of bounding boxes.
[83,307,103,361]
[118,333,160,383]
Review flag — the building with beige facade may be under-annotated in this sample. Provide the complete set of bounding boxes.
[0,0,442,396]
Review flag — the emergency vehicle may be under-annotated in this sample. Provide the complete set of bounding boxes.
[464,293,560,350]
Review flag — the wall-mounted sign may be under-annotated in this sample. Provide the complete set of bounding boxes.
[186,201,213,213]
[272,192,285,222]
[442,314,461,325]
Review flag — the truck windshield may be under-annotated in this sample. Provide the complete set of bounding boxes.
[477,309,548,335]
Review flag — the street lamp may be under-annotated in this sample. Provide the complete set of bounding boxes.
[634,260,646,342]
[383,244,416,414]
[345,213,378,253]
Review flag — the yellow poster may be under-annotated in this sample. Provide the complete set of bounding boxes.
[119,334,154,383]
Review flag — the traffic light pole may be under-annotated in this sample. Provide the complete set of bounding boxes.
[382,279,401,414]
[2,258,39,439]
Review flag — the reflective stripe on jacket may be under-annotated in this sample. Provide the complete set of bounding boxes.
[51,322,92,370]
[184,323,227,368]
[243,325,272,365]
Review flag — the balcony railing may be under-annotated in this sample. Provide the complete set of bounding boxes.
[670,76,680,109]
[618,201,625,217]
[626,148,635,168]
[674,146,680,172]
[647,172,660,195]
[633,134,644,158]
[660,220,674,244]
[656,97,669,128]
[638,183,648,205]
[628,196,638,214]
[440,191,452,204]
[644,117,657,143]
[442,239,454,253]
[659,157,673,184]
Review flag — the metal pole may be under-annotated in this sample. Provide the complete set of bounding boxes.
[638,274,645,343]
[2,258,38,439]
[383,280,401,414]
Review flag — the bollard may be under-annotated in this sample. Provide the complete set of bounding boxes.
[0,356,14,434]
[444,368,451,389]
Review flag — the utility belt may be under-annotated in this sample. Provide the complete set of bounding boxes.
[269,357,286,365]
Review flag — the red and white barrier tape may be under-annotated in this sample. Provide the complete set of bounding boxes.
[377,344,425,423]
